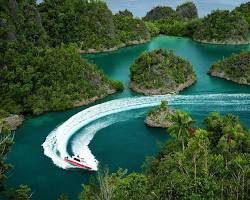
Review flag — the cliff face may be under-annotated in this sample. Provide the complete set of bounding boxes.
[208,51,250,85]
[129,49,196,95]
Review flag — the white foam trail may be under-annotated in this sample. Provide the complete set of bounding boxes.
[42,94,250,171]
[71,119,115,171]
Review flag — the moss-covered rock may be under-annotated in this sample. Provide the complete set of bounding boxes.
[208,51,250,85]
[129,49,196,95]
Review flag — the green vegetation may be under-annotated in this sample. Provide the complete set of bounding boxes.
[145,101,175,128]
[1,44,121,115]
[110,80,125,92]
[118,9,133,17]
[143,6,176,21]
[130,49,196,95]
[233,2,250,31]
[143,2,200,38]
[145,22,160,37]
[1,0,124,115]
[79,112,250,200]
[176,1,198,19]
[39,0,118,50]
[151,17,202,38]
[142,2,250,44]
[39,0,149,51]
[0,116,31,199]
[193,10,250,44]
[209,51,250,85]
[113,13,150,45]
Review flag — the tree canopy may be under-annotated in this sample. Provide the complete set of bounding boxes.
[176,1,198,19]
[1,0,124,115]
[143,6,176,21]
[209,51,250,85]
[80,112,250,200]
[233,2,250,31]
[193,10,250,44]
[129,49,196,95]
[38,0,149,51]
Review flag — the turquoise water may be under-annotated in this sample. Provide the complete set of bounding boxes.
[7,36,250,200]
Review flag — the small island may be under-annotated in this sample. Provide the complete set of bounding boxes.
[0,110,23,133]
[39,1,150,54]
[193,10,250,45]
[143,2,250,45]
[145,101,175,128]
[129,49,196,95]
[208,51,250,85]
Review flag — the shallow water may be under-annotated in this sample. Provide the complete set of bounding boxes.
[7,36,250,200]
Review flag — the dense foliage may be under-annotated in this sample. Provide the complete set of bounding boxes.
[39,0,149,51]
[1,0,124,115]
[209,51,250,85]
[113,13,150,44]
[39,0,118,50]
[1,44,119,115]
[130,49,196,94]
[150,17,201,38]
[143,6,176,21]
[145,22,160,37]
[118,9,133,17]
[146,101,175,128]
[142,2,250,44]
[233,2,250,31]
[80,112,250,200]
[193,10,250,44]
[176,1,198,19]
[0,112,31,199]
[142,2,200,38]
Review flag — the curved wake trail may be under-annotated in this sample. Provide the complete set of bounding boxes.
[42,94,250,171]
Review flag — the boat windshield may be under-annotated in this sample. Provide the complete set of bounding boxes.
[73,158,80,162]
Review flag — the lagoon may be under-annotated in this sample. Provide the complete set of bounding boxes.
[7,36,250,200]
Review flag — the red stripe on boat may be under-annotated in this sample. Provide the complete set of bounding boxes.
[64,158,92,170]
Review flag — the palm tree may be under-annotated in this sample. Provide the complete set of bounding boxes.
[168,110,195,152]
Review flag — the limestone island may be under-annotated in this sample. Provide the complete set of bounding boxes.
[193,10,250,45]
[0,110,24,133]
[129,49,197,95]
[145,101,175,128]
[208,51,250,85]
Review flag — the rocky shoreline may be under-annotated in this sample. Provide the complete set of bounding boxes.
[208,70,250,85]
[194,38,250,45]
[1,115,24,132]
[0,89,117,133]
[79,39,150,54]
[145,108,175,128]
[129,77,196,95]
[80,37,250,55]
[73,88,116,107]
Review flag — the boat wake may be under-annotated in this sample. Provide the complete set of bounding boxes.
[42,94,250,171]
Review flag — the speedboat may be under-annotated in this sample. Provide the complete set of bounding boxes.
[64,155,92,170]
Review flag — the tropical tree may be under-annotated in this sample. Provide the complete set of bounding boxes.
[79,168,127,200]
[168,110,195,152]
